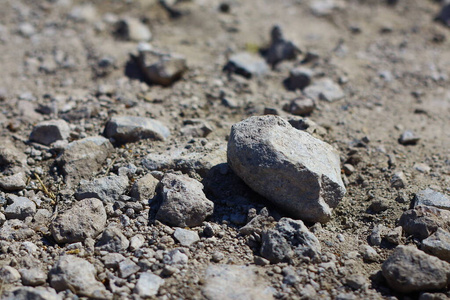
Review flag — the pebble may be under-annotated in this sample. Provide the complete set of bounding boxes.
[118,258,140,278]
[104,116,170,143]
[18,23,35,37]
[115,18,152,42]
[260,218,321,263]
[227,115,346,223]
[223,52,269,78]
[385,226,403,245]
[29,119,70,146]
[436,4,450,27]
[414,163,431,173]
[345,274,367,290]
[287,67,312,90]
[283,97,315,116]
[19,267,47,286]
[50,198,107,243]
[368,198,390,213]
[422,228,450,262]
[0,172,26,191]
[130,173,159,201]
[382,245,450,293]
[96,226,130,253]
[156,173,214,227]
[361,245,379,262]
[342,164,355,175]
[134,272,164,298]
[0,266,21,284]
[304,78,345,102]
[310,0,338,16]
[0,219,35,241]
[69,4,97,22]
[399,205,450,240]
[4,287,61,300]
[137,50,187,86]
[75,175,129,203]
[4,195,36,220]
[390,171,407,189]
[212,251,225,262]
[398,130,420,145]
[264,25,300,67]
[129,234,146,251]
[414,188,450,211]
[163,249,188,266]
[173,228,200,247]
[102,253,125,269]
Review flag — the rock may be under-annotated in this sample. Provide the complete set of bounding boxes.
[134,272,164,298]
[414,188,450,211]
[0,140,27,171]
[4,195,36,220]
[18,23,35,37]
[342,164,355,175]
[129,234,145,251]
[104,116,170,143]
[283,97,315,116]
[264,25,300,67]
[29,119,70,146]
[385,226,403,245]
[398,130,420,145]
[390,171,407,189]
[287,67,312,90]
[102,253,125,269]
[181,119,213,138]
[0,266,21,283]
[156,173,214,227]
[304,78,344,102]
[227,115,346,223]
[436,4,450,27]
[310,0,338,16]
[5,287,61,300]
[202,265,274,300]
[239,208,274,236]
[382,245,450,293]
[137,50,187,86]
[369,224,387,246]
[130,173,159,201]
[50,198,107,244]
[414,163,431,174]
[118,258,140,278]
[75,175,129,203]
[163,249,189,266]
[115,18,152,42]
[0,219,35,241]
[57,136,113,186]
[361,245,379,262]
[368,198,390,213]
[96,226,130,252]
[212,252,225,262]
[223,52,269,78]
[260,218,321,263]
[69,4,97,22]
[345,274,367,290]
[0,212,5,226]
[422,228,450,262]
[49,255,110,298]
[19,267,47,286]
[0,172,26,191]
[399,206,450,240]
[173,228,200,247]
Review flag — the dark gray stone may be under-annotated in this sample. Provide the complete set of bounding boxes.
[283,97,315,116]
[399,206,450,240]
[137,50,187,86]
[265,25,300,67]
[422,228,450,262]
[75,175,129,203]
[287,67,312,90]
[414,188,450,211]
[29,119,70,146]
[96,226,130,252]
[104,116,170,143]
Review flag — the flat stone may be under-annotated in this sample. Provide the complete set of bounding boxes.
[260,217,321,263]
[304,78,344,102]
[422,228,450,262]
[227,115,346,223]
[102,253,126,269]
[4,195,36,220]
[49,255,110,298]
[382,245,450,293]
[115,18,152,41]
[173,228,200,247]
[134,272,164,298]
[0,172,26,191]
[156,173,214,227]
[29,119,70,146]
[0,219,35,241]
[96,226,130,252]
[129,234,146,251]
[283,97,315,116]
[5,287,61,300]
[202,265,274,300]
[75,175,129,203]
[163,249,189,266]
[399,205,450,240]
[398,130,420,145]
[0,266,21,284]
[50,198,107,244]
[118,258,140,278]
[130,173,159,201]
[137,50,187,86]
[104,116,170,143]
[223,52,269,78]
[414,188,450,211]
[19,268,47,286]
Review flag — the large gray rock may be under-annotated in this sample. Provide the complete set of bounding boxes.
[382,245,450,293]
[4,195,36,220]
[202,265,274,300]
[422,228,450,262]
[399,205,450,240]
[49,255,110,298]
[414,188,450,211]
[0,266,21,284]
[104,116,170,144]
[227,115,345,223]
[96,226,130,253]
[50,198,107,244]
[29,119,70,146]
[75,175,129,203]
[260,218,321,263]
[134,272,164,298]
[5,287,61,300]
[223,52,269,79]
[57,136,113,186]
[156,173,214,227]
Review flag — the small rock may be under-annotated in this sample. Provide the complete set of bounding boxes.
[223,52,269,78]
[345,274,367,290]
[115,18,152,42]
[202,265,274,300]
[0,140,27,170]
[382,245,450,293]
[227,115,346,223]
[369,224,387,246]
[69,4,97,22]
[130,173,159,201]
[173,228,200,247]
[129,234,146,251]
[368,198,390,213]
[75,175,129,203]
[264,25,300,67]
[18,23,35,37]
[118,258,140,278]
[361,245,379,262]
[390,171,407,189]
[96,226,130,253]
[436,4,450,27]
[398,130,420,145]
[134,272,164,298]
[385,226,403,245]
[239,208,273,236]
[0,219,35,241]
[4,195,36,220]
[0,266,21,283]
[414,163,431,174]
[283,97,315,116]
[137,50,187,86]
[156,173,214,227]
[0,212,5,226]
[254,256,270,266]
[104,116,170,143]
[181,119,213,138]
[163,249,189,266]
[287,67,312,90]
[212,252,225,262]
[50,198,107,244]
[260,217,321,263]
[414,188,450,211]
[4,287,61,300]
[102,253,125,269]
[20,268,47,286]
[49,255,110,298]
[342,164,355,175]
[29,119,70,146]
[0,172,26,191]
[399,206,450,240]
[304,78,345,102]
[422,228,450,262]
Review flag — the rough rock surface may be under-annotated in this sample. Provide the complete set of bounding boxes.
[75,175,129,203]
[130,173,159,201]
[422,228,450,262]
[173,228,200,247]
[227,115,345,223]
[4,195,36,220]
[303,78,344,102]
[104,116,170,143]
[96,226,130,253]
[414,188,450,211]
[137,50,187,86]
[5,287,61,300]
[399,205,450,240]
[223,52,269,78]
[29,119,70,145]
[0,172,26,191]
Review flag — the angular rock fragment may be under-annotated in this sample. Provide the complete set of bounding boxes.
[260,218,321,263]
[0,172,26,191]
[137,49,187,86]
[49,255,110,298]
[115,18,152,42]
[283,97,315,116]
[75,175,129,203]
[118,258,140,278]
[202,265,274,300]
[436,4,450,27]
[223,52,269,78]
[57,136,113,186]
[134,272,164,298]
[399,205,450,240]
[96,226,130,253]
[422,228,450,262]
[4,195,36,220]
[5,287,61,300]
[398,130,420,145]
[181,119,213,138]
[0,219,35,241]
[287,67,312,90]
[0,266,21,284]
[0,140,27,171]
[227,115,345,223]
[50,198,107,244]
[414,188,450,211]
[156,173,214,227]
[130,173,159,201]
[264,25,301,67]
[173,228,200,247]
[19,267,47,286]
[304,78,344,102]
[104,116,170,143]
[390,171,407,189]
[29,119,70,146]
[382,245,450,293]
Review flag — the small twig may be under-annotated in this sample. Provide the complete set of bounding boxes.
[104,156,117,176]
[33,173,56,203]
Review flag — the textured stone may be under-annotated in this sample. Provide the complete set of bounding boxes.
[422,228,450,262]
[173,228,200,247]
[137,50,187,86]
[29,119,70,146]
[382,245,450,293]
[264,25,300,67]
[129,234,146,251]
[4,195,36,220]
[0,140,27,171]
[115,18,152,42]
[304,78,344,102]
[398,130,420,145]
[96,226,130,252]
[0,266,21,284]
[51,198,107,244]
[223,52,269,78]
[75,175,129,203]
[20,268,47,286]
[104,116,170,143]
[283,97,315,116]
[414,188,450,211]
[227,115,345,223]
[135,272,164,298]
[0,219,35,241]
[118,258,140,278]
[5,287,61,300]
[287,67,312,90]
[130,173,159,201]
[156,173,214,227]
[399,206,450,240]
[0,172,26,191]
